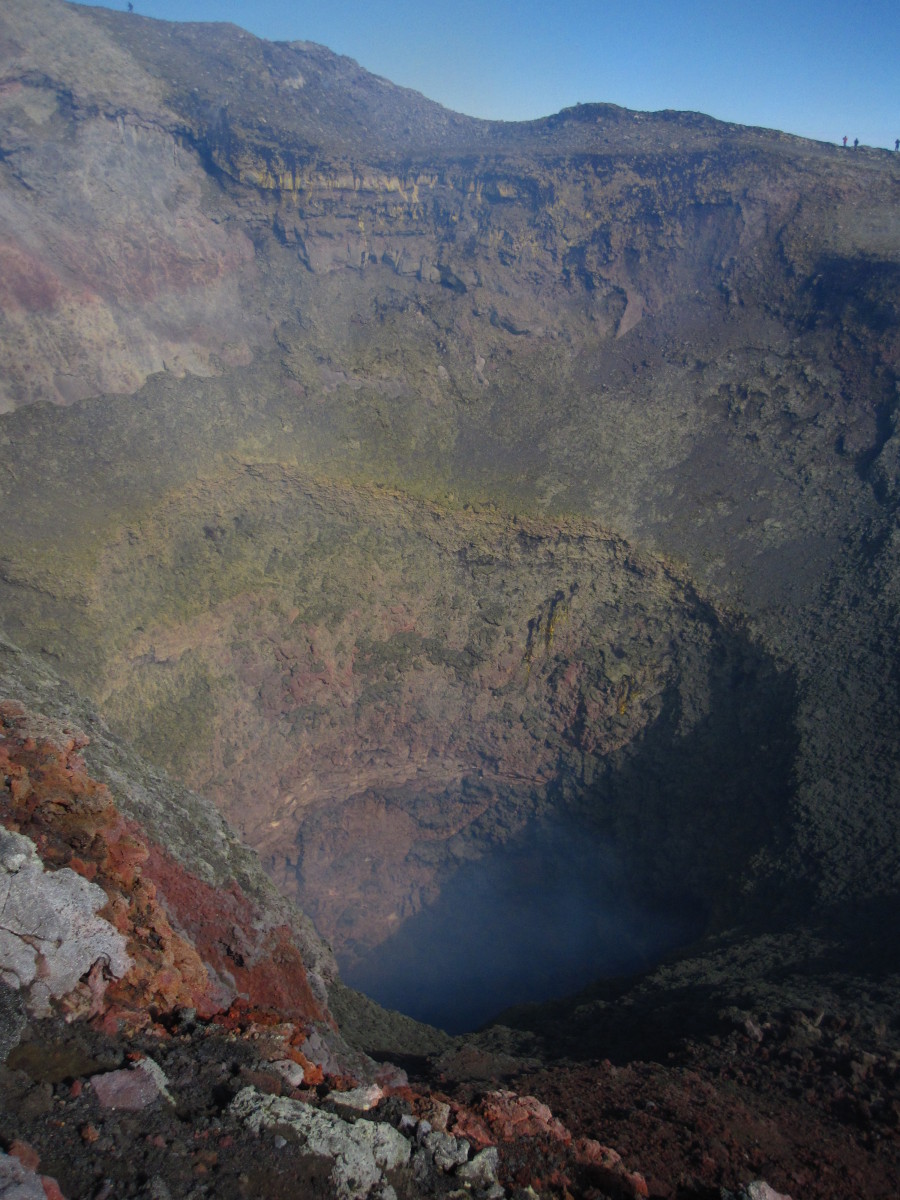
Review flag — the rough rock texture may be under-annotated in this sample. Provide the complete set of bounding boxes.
[0,639,337,1014]
[0,1150,57,1200]
[0,684,894,1198]
[0,2,899,1195]
[89,1057,172,1112]
[0,687,374,1086]
[0,0,258,410]
[0,3,898,1008]
[0,827,131,1018]
[231,1087,411,1200]
[503,1001,900,1198]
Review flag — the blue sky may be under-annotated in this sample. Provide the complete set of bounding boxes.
[74,1,898,148]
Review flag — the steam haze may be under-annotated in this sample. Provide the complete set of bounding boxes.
[342,817,705,1033]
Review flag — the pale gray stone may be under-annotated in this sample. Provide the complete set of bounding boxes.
[271,1057,306,1088]
[744,1184,793,1200]
[457,1146,500,1188]
[722,1183,793,1200]
[0,1151,47,1200]
[329,1083,383,1111]
[422,1129,469,1171]
[0,828,132,1017]
[231,1087,410,1200]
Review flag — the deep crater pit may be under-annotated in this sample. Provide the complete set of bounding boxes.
[290,594,797,1034]
[0,472,798,1036]
[339,810,708,1033]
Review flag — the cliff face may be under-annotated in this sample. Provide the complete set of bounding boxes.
[1,0,899,1040]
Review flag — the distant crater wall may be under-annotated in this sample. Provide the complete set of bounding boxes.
[0,465,798,966]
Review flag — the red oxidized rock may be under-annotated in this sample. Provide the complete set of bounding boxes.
[0,710,220,1022]
[8,1140,41,1172]
[142,843,327,1025]
[269,1044,325,1086]
[1,703,331,1032]
[449,1107,495,1150]
[103,829,150,888]
[477,1090,572,1144]
[574,1138,649,1199]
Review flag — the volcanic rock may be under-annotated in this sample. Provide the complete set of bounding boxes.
[1,1,900,1197]
[0,826,131,1019]
[0,1151,55,1200]
[230,1087,411,1200]
[89,1058,172,1112]
[1,3,898,1024]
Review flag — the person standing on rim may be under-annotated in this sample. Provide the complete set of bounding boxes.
[843,135,848,146]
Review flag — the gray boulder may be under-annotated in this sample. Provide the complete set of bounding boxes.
[230,1087,410,1200]
[0,827,131,1017]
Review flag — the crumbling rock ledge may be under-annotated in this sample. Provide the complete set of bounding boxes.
[0,630,337,1010]
[0,698,323,1033]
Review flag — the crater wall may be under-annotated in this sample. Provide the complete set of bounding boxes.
[1,0,900,1031]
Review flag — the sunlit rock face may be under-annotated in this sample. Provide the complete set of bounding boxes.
[0,825,132,1018]
[0,1,260,411]
[0,690,337,1031]
[1,0,900,1031]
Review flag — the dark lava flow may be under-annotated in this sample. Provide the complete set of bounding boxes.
[341,816,706,1033]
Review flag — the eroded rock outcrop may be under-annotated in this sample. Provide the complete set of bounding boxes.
[1,2,898,999]
[0,680,647,1198]
[0,635,897,1199]
[0,827,131,1019]
[0,696,336,1047]
[231,1087,411,1200]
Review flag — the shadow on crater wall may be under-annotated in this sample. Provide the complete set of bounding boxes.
[569,631,801,925]
[339,626,798,1035]
[341,816,706,1034]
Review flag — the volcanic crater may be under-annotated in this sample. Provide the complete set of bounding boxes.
[1,8,900,1196]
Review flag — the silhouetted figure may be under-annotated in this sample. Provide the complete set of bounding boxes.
[127,2,133,11]
[842,136,847,147]
[853,138,859,149]
[895,139,899,151]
